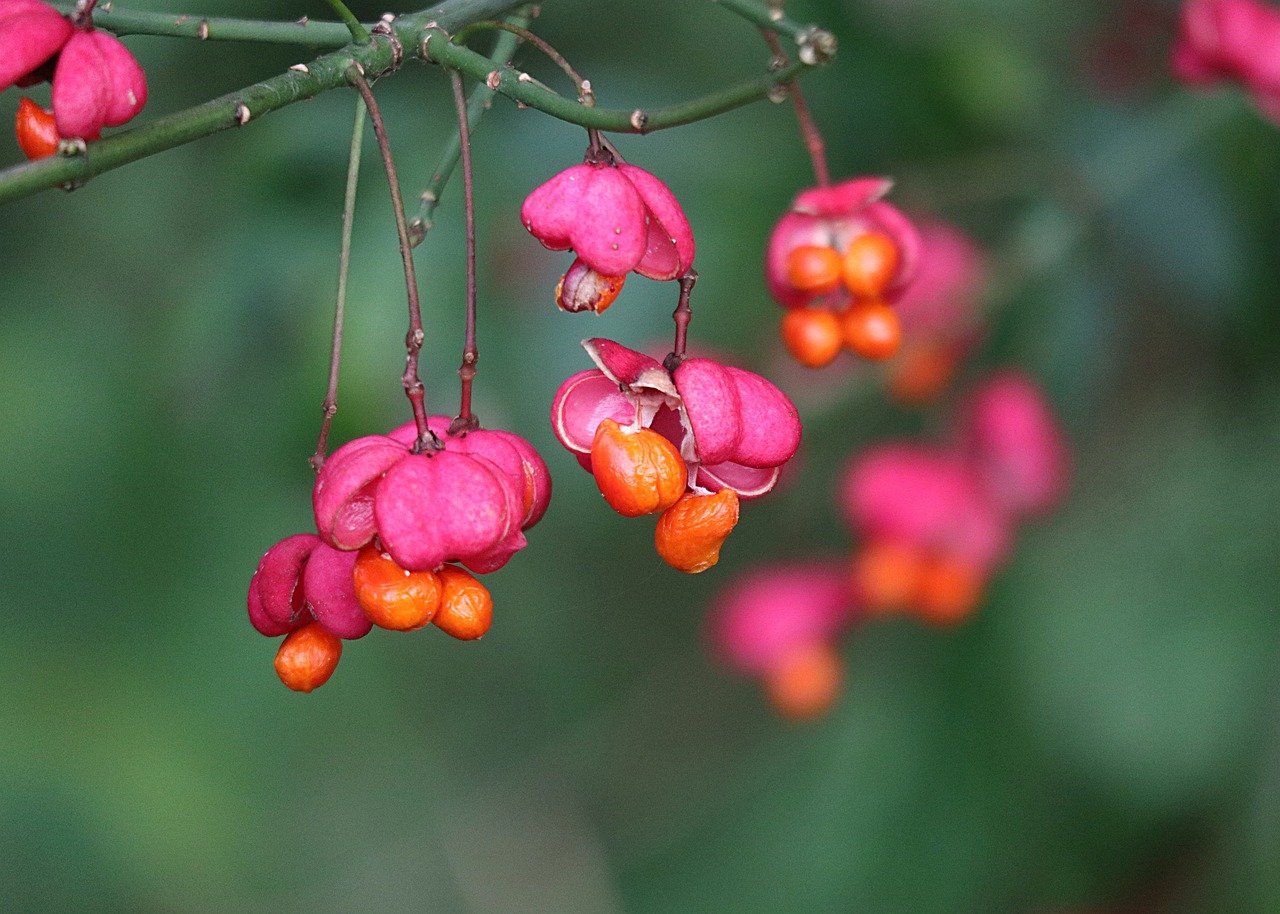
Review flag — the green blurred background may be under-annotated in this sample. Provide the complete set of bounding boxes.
[3,0,1280,910]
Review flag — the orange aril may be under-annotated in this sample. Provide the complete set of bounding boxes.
[434,564,494,640]
[780,307,843,368]
[840,231,900,298]
[841,300,902,361]
[274,622,342,692]
[15,97,59,161]
[785,244,843,294]
[763,642,844,721]
[888,340,963,407]
[590,418,688,517]
[654,488,740,573]
[352,543,441,631]
[852,540,925,613]
[916,555,985,626]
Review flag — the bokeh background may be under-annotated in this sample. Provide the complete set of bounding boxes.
[3,0,1280,910]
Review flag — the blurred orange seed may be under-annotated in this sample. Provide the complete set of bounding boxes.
[590,418,688,517]
[840,231,900,298]
[274,622,342,693]
[842,300,902,361]
[916,556,985,626]
[654,488,740,573]
[785,244,843,294]
[780,308,844,368]
[853,540,926,613]
[763,642,844,721]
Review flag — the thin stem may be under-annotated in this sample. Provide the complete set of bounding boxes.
[713,0,822,45]
[409,5,532,244]
[49,2,360,44]
[73,0,98,26]
[761,27,829,186]
[310,94,366,472]
[667,271,699,369]
[323,0,369,43]
[452,20,592,103]
[450,70,480,435]
[349,68,436,452]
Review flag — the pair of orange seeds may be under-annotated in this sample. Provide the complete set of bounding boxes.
[853,540,985,626]
[273,544,494,692]
[590,418,740,573]
[781,232,903,367]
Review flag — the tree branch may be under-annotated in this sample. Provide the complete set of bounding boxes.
[2,0,831,204]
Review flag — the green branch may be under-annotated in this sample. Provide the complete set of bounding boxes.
[2,0,831,204]
[420,31,811,132]
[49,2,358,45]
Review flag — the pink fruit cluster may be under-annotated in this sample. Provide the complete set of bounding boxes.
[766,177,921,310]
[842,371,1070,625]
[522,161,695,312]
[0,0,146,141]
[707,372,1069,720]
[552,337,803,500]
[313,418,551,574]
[707,562,860,720]
[247,419,551,689]
[1173,0,1280,122]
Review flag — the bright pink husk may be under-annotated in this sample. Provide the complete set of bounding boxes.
[522,162,695,280]
[896,220,988,339]
[0,0,71,92]
[1173,0,1280,121]
[51,29,146,138]
[302,542,371,639]
[839,444,1012,572]
[616,163,695,280]
[954,372,1071,519]
[374,450,512,572]
[551,369,640,455]
[250,534,320,628]
[765,176,922,308]
[485,428,553,528]
[521,163,648,276]
[247,576,300,637]
[312,435,409,550]
[706,561,855,676]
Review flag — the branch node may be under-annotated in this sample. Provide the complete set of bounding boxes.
[486,70,501,89]
[796,26,837,66]
[56,138,87,157]
[197,19,209,40]
[295,15,308,26]
[235,103,250,125]
[630,109,648,131]
[370,20,403,73]
[289,63,310,74]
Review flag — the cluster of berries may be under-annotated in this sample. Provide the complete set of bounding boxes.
[552,337,801,572]
[1,0,146,159]
[766,177,921,367]
[249,419,551,691]
[845,372,1069,625]
[521,155,802,572]
[710,372,1069,719]
[1173,0,1280,122]
[708,562,858,720]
